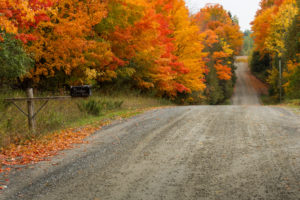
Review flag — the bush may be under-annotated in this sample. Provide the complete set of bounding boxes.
[0,32,34,85]
[77,99,103,116]
[284,61,300,99]
[77,98,123,116]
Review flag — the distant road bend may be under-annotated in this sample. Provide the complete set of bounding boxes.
[2,57,300,200]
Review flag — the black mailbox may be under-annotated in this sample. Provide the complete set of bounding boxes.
[70,85,92,97]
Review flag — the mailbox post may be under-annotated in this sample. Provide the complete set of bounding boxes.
[26,88,36,134]
[4,86,92,133]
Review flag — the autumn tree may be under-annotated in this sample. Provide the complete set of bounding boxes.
[94,0,182,95]
[0,0,54,87]
[1,0,245,104]
[24,0,120,86]
[193,4,243,104]
[166,0,207,103]
[95,0,203,97]
[251,0,299,100]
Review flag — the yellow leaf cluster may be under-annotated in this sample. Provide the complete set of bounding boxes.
[265,0,298,56]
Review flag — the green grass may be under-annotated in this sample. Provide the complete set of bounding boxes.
[0,90,174,148]
[66,109,144,128]
[260,95,279,105]
[283,99,300,107]
[260,94,300,107]
[259,94,300,114]
[280,99,300,115]
[222,99,232,105]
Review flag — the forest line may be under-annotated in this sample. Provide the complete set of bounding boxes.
[0,0,243,105]
[250,0,299,101]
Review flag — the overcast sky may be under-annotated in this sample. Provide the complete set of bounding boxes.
[185,0,261,31]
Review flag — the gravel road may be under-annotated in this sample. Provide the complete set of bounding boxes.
[232,61,261,105]
[1,59,300,200]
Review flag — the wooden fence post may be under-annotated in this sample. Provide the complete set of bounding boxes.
[26,88,36,134]
[5,95,74,133]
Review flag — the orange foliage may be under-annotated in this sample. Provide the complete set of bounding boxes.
[194,4,243,81]
[251,0,296,54]
[251,7,275,53]
[25,0,120,84]
[251,0,299,99]
[1,0,243,96]
[215,64,232,80]
[99,0,195,96]
[0,0,54,42]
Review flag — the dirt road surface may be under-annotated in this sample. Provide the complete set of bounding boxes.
[1,58,300,200]
[232,61,261,105]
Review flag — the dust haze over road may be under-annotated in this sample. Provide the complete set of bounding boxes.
[2,57,300,200]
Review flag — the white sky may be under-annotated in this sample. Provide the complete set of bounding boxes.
[185,0,261,31]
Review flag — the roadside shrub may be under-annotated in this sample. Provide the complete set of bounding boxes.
[77,99,123,116]
[284,61,300,99]
[77,99,103,116]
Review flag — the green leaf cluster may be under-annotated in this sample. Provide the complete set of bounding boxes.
[0,32,33,84]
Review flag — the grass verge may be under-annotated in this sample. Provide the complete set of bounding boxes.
[260,95,279,105]
[0,90,173,149]
[260,95,300,115]
[279,99,300,115]
[0,90,173,186]
[0,106,161,173]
